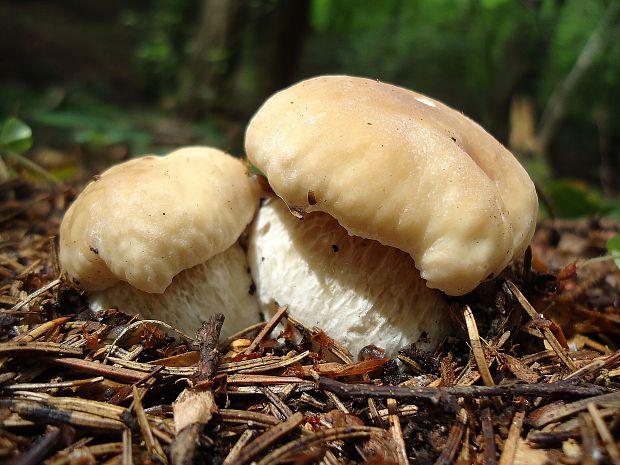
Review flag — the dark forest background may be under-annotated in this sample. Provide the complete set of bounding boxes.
[1,0,619,217]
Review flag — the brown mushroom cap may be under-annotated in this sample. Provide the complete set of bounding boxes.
[60,146,260,294]
[245,75,538,295]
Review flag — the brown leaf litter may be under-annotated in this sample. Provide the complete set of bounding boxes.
[0,177,619,465]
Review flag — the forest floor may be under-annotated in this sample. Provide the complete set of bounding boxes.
[0,177,619,465]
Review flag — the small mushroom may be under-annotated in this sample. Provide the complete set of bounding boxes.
[59,147,261,337]
[245,75,538,357]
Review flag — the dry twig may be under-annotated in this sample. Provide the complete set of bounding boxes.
[464,305,495,387]
[244,305,288,354]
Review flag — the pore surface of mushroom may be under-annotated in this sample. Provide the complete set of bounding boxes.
[248,198,452,358]
[59,146,261,337]
[245,75,538,296]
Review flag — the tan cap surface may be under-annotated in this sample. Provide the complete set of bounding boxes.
[60,147,260,293]
[245,75,538,295]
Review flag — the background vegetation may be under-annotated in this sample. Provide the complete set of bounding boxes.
[0,0,619,217]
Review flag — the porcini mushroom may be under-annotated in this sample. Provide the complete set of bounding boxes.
[245,75,538,357]
[249,197,450,357]
[59,146,261,337]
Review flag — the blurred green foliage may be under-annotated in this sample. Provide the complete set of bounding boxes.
[0,117,33,155]
[544,179,617,218]
[0,0,619,218]
[607,234,620,269]
[303,0,619,136]
[31,106,152,155]
[121,0,192,96]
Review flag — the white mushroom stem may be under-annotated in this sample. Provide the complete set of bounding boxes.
[90,242,260,338]
[248,199,453,358]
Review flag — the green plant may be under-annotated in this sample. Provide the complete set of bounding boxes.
[544,179,615,218]
[0,117,60,184]
[606,234,620,269]
[575,233,620,276]
[0,117,33,154]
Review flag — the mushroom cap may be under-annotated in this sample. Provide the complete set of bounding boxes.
[60,147,260,293]
[248,198,452,357]
[245,75,538,295]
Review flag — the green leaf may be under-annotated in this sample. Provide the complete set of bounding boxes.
[546,179,612,218]
[0,117,33,155]
[606,234,620,269]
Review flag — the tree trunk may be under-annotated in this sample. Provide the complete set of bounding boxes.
[175,0,243,114]
[536,1,620,153]
[175,0,311,119]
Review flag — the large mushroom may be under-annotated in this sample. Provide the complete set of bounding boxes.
[59,146,262,337]
[245,75,538,358]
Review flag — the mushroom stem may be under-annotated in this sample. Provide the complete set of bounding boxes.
[90,242,260,338]
[248,198,453,358]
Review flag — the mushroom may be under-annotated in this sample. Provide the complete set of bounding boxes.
[59,146,262,337]
[249,197,450,357]
[245,75,538,357]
